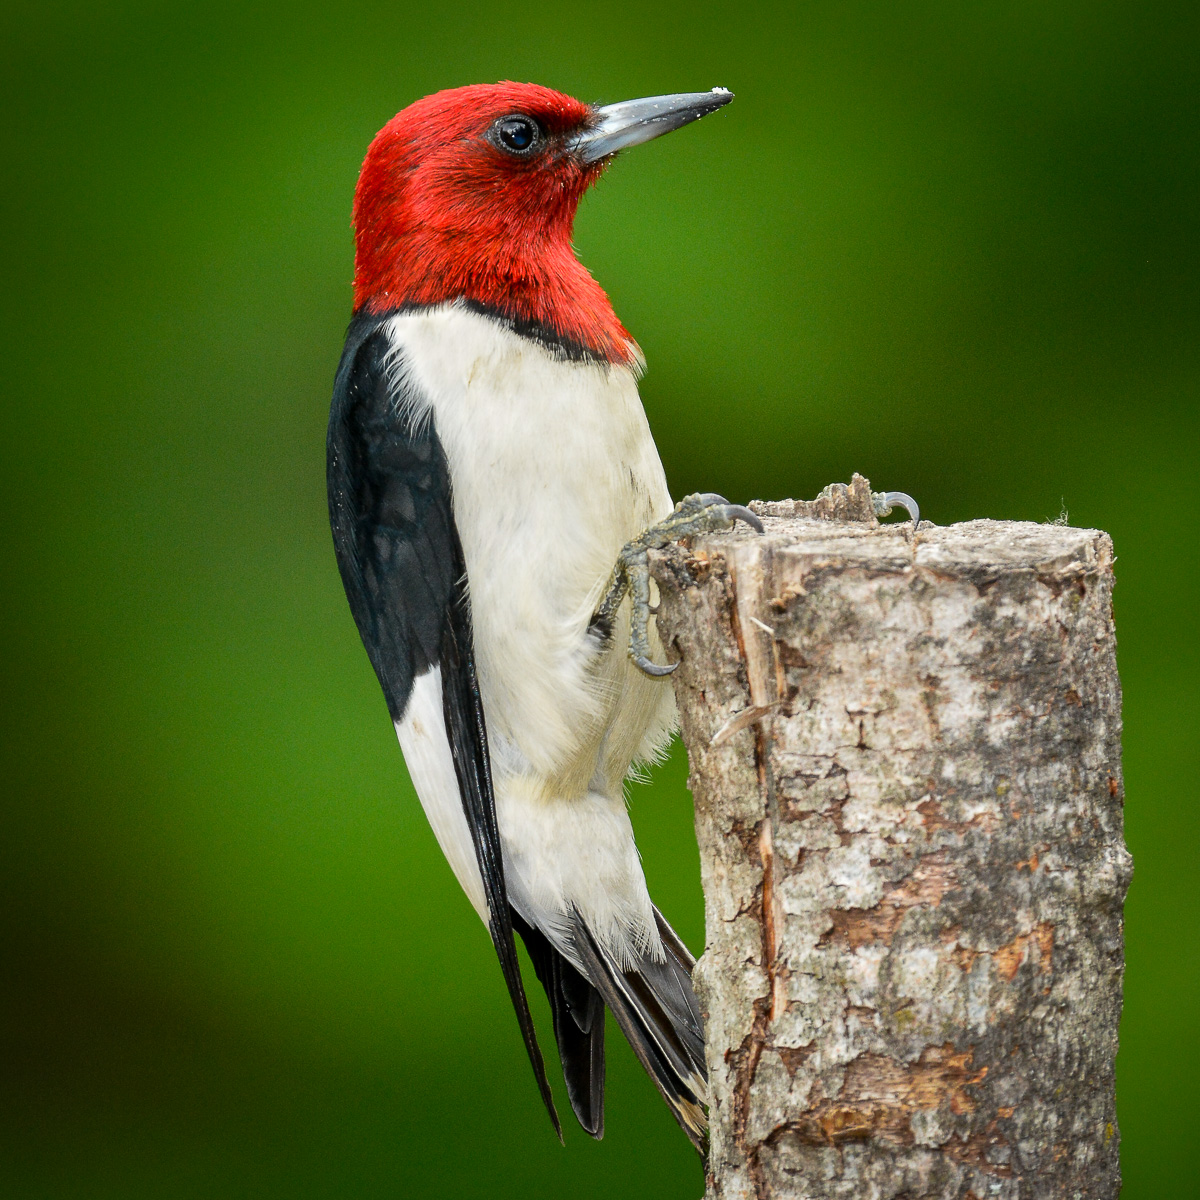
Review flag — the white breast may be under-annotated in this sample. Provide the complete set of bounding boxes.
[384,304,674,779]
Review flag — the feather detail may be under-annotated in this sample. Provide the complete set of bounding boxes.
[571,910,708,1153]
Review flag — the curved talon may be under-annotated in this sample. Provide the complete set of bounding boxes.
[633,654,679,677]
[873,490,921,527]
[724,504,764,534]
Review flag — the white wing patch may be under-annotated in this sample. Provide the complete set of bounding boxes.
[395,668,489,923]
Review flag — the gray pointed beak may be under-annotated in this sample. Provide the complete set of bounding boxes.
[572,88,734,164]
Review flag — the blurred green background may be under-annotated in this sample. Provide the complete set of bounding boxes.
[2,1,1196,1196]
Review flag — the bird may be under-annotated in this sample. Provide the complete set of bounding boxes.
[326,82,758,1150]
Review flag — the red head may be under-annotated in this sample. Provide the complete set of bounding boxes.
[352,82,733,364]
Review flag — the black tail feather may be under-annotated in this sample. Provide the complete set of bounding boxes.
[571,914,708,1153]
[512,909,606,1138]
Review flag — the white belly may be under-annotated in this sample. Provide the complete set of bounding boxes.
[385,304,677,958]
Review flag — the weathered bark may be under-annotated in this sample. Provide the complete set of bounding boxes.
[650,477,1130,1200]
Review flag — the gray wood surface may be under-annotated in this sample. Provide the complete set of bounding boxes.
[650,477,1130,1199]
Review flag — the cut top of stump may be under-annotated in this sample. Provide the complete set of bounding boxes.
[651,476,1115,740]
[725,474,1114,581]
[726,516,1112,582]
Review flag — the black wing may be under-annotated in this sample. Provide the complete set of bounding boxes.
[327,312,561,1138]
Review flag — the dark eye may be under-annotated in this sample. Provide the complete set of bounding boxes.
[494,115,540,155]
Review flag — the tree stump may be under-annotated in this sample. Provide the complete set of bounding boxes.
[650,477,1131,1200]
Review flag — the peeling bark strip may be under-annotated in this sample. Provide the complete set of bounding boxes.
[650,478,1131,1200]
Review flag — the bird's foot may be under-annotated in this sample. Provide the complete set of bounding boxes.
[594,493,764,677]
[871,490,921,527]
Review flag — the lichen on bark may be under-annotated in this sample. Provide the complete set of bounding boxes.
[650,478,1130,1200]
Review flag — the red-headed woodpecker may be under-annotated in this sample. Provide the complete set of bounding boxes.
[327,82,756,1150]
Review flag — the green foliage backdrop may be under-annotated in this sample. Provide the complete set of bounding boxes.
[3,2,1196,1196]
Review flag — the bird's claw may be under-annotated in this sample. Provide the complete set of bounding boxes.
[872,490,921,527]
[632,654,678,677]
[593,493,764,678]
[686,493,765,536]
